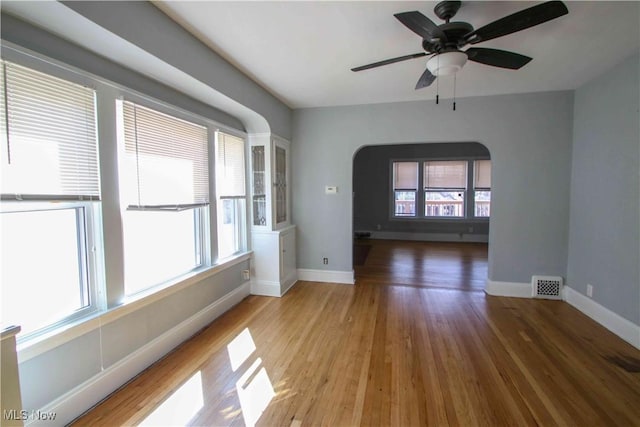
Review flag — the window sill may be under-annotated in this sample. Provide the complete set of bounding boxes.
[389,217,490,222]
[16,251,252,363]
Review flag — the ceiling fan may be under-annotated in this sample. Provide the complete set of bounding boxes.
[351,1,569,90]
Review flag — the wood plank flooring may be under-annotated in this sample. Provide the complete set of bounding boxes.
[354,239,488,290]
[73,241,640,426]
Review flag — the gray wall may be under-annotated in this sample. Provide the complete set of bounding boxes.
[353,142,490,238]
[1,13,244,132]
[292,91,574,283]
[567,53,640,324]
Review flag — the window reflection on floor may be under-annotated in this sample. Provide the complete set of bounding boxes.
[138,371,204,426]
[226,328,275,427]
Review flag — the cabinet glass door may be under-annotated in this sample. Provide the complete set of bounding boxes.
[275,145,286,224]
[252,146,267,226]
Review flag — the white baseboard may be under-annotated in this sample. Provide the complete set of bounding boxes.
[250,279,281,297]
[297,269,354,285]
[564,286,640,350]
[280,271,298,296]
[484,280,531,298]
[370,231,489,243]
[486,280,640,350]
[250,274,299,298]
[26,281,251,427]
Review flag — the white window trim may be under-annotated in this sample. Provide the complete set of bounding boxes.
[16,251,252,363]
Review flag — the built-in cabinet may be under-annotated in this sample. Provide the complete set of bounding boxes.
[249,134,297,296]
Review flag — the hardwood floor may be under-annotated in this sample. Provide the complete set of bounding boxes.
[354,239,488,290]
[73,241,640,426]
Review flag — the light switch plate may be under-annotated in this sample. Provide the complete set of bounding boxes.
[325,186,338,194]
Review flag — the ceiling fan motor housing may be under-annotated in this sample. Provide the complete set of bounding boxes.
[422,22,473,53]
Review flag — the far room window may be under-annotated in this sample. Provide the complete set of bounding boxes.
[424,160,467,217]
[118,100,209,295]
[389,158,491,219]
[474,160,491,217]
[392,161,418,217]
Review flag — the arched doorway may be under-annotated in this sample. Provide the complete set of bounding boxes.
[352,142,491,290]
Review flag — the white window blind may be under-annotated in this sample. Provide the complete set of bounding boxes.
[424,161,467,189]
[216,131,245,198]
[474,160,491,189]
[1,60,100,200]
[393,162,418,190]
[122,101,209,209]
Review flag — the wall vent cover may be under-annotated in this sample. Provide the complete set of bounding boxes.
[531,276,563,300]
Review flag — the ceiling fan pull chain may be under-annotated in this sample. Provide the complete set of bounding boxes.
[453,73,457,111]
[436,55,440,104]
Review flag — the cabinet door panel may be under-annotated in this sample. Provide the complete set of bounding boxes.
[280,230,296,279]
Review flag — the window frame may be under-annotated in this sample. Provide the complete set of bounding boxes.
[214,130,248,260]
[116,98,214,296]
[390,158,491,221]
[0,53,106,341]
[0,201,104,341]
[391,161,419,217]
[473,159,492,218]
[1,43,250,346]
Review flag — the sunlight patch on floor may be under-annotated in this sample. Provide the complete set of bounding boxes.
[236,358,275,427]
[227,327,257,371]
[223,328,275,427]
[138,371,204,426]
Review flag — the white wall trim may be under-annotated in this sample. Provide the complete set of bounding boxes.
[297,269,355,285]
[25,281,251,427]
[564,286,640,350]
[370,231,489,243]
[250,279,281,297]
[486,280,640,349]
[484,280,531,298]
[280,272,298,296]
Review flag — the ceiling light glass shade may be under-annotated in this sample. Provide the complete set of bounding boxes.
[426,51,468,76]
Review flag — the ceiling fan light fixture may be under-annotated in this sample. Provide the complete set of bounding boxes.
[426,51,468,76]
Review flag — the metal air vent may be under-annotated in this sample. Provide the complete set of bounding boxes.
[532,276,563,300]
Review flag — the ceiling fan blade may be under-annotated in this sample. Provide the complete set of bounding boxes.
[415,68,436,89]
[351,52,427,72]
[466,48,532,69]
[394,11,447,42]
[465,1,568,45]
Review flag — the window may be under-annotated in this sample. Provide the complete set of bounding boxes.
[118,100,209,295]
[215,131,246,259]
[424,161,467,217]
[390,159,491,219]
[393,162,418,216]
[0,60,101,337]
[474,160,491,217]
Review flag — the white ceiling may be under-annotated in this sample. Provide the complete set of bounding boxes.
[155,1,639,109]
